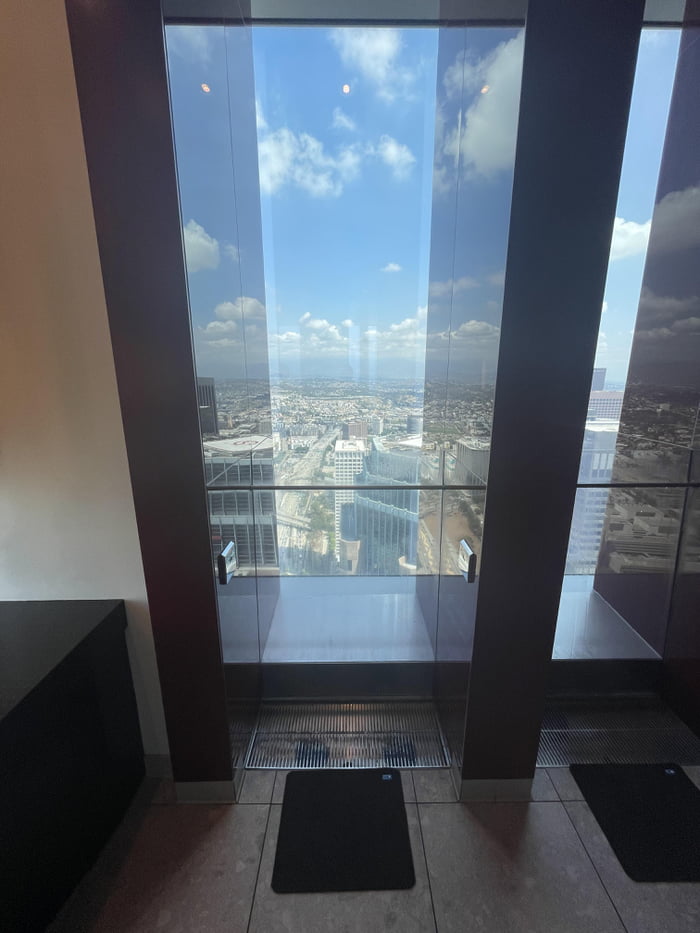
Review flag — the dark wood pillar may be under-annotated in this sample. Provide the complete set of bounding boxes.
[461,0,644,790]
[65,0,232,785]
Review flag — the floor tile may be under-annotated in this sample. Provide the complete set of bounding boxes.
[401,769,416,802]
[420,801,625,933]
[248,803,436,933]
[529,768,560,801]
[412,768,457,802]
[565,801,700,933]
[48,804,268,933]
[239,769,276,804]
[272,770,291,804]
[547,766,585,801]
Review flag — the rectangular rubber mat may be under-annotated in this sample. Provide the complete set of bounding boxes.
[570,762,700,882]
[272,769,415,893]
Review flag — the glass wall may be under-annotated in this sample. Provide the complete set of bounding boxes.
[165,21,523,666]
[556,27,700,661]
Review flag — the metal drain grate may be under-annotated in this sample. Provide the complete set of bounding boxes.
[538,703,700,767]
[541,707,683,732]
[246,701,450,769]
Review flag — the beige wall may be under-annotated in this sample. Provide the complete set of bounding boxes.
[0,0,169,757]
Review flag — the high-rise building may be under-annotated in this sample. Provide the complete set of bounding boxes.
[566,420,618,573]
[206,458,278,570]
[591,367,606,391]
[406,414,423,435]
[454,438,491,485]
[369,416,384,435]
[367,437,419,483]
[587,391,624,420]
[342,420,368,440]
[338,501,361,574]
[354,482,419,575]
[196,377,219,436]
[334,439,366,556]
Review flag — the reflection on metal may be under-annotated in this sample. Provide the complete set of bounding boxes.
[459,538,476,582]
[217,540,237,584]
[245,700,451,769]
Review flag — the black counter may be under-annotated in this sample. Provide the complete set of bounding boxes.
[0,600,145,932]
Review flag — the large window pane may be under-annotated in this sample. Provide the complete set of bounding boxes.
[166,22,523,668]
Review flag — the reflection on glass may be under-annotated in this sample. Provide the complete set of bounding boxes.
[275,487,427,577]
[576,29,681,484]
[425,26,523,478]
[167,23,274,486]
[438,489,486,576]
[208,487,278,575]
[557,486,684,659]
[664,488,700,695]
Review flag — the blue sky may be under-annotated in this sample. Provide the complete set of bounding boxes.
[165,24,681,386]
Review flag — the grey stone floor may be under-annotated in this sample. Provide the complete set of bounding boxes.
[49,767,700,933]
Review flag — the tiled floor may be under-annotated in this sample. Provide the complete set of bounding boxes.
[49,767,700,933]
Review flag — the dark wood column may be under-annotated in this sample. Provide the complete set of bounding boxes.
[461,0,644,785]
[65,0,232,784]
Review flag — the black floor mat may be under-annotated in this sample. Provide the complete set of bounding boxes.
[570,762,700,882]
[272,769,415,893]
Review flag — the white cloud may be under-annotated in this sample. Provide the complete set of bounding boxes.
[452,320,500,340]
[376,135,415,181]
[214,297,266,321]
[361,307,427,356]
[300,313,346,341]
[256,120,415,196]
[488,270,506,288]
[638,288,700,326]
[183,220,220,273]
[329,28,413,102]
[672,316,700,333]
[648,185,700,256]
[636,326,675,342]
[201,318,238,338]
[609,216,651,261]
[425,320,500,366]
[167,26,210,66]
[429,276,479,298]
[196,298,269,376]
[224,243,240,263]
[258,128,362,197]
[635,288,700,341]
[440,30,524,181]
[381,262,402,273]
[270,305,431,362]
[255,99,267,131]
[332,107,357,132]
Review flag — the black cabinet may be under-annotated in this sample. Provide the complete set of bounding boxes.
[0,600,145,932]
